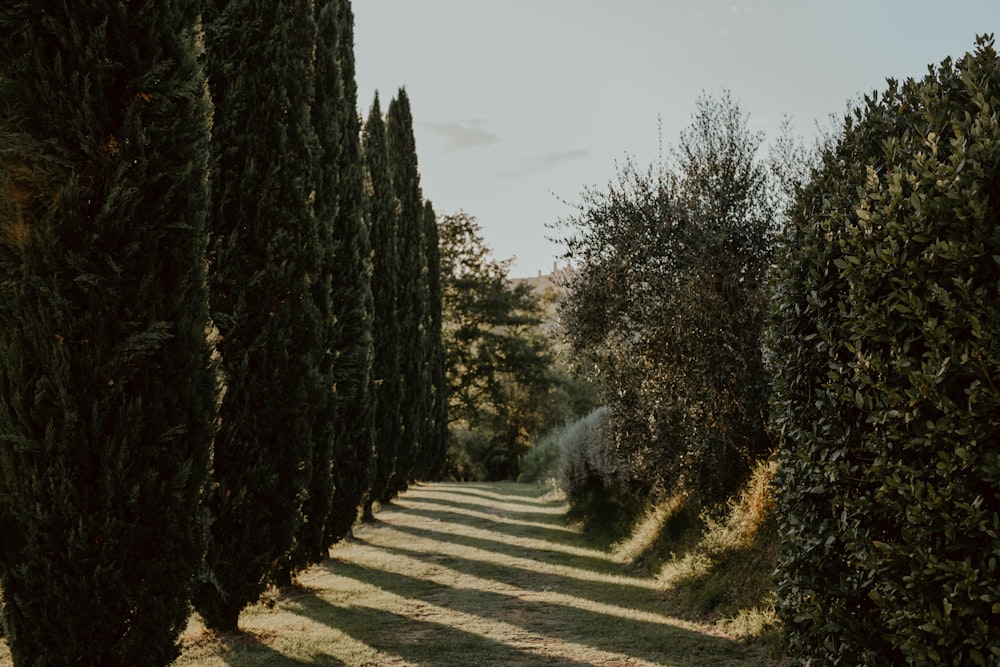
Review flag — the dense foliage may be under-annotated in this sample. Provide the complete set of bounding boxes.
[362,93,403,519]
[386,90,431,496]
[0,3,218,663]
[420,200,450,479]
[769,36,1000,665]
[557,94,781,504]
[0,0,452,657]
[195,0,321,632]
[322,0,377,547]
[13,6,998,666]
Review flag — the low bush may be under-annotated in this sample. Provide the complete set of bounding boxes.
[556,407,647,542]
[518,422,568,485]
[557,407,616,503]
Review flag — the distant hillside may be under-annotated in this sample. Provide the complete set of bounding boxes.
[510,263,571,296]
[510,264,572,331]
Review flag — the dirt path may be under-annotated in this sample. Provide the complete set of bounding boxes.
[1,481,778,665]
[179,481,774,666]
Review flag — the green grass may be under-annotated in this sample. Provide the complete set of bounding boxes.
[0,480,784,665]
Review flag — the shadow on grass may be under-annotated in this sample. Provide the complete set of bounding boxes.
[365,538,665,614]
[372,514,616,575]
[312,558,748,666]
[431,481,558,505]
[205,629,345,667]
[388,502,600,553]
[283,588,599,667]
[399,495,567,524]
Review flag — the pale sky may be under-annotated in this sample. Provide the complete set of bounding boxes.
[353,1,999,277]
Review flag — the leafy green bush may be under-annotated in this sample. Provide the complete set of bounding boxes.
[769,36,1000,665]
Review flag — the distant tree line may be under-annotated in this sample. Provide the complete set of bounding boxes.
[0,1,447,663]
[437,211,592,482]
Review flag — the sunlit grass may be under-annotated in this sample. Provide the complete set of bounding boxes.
[286,568,688,667]
[371,522,661,591]
[640,461,784,654]
[330,534,678,627]
[612,493,688,565]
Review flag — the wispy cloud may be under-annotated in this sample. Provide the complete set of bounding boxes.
[498,149,590,179]
[424,120,500,153]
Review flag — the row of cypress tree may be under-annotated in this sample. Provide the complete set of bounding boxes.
[0,1,446,664]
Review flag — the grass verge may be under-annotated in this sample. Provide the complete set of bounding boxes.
[609,462,786,656]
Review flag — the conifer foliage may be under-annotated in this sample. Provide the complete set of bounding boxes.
[362,93,404,519]
[320,0,377,547]
[386,89,431,495]
[421,200,449,479]
[195,0,322,632]
[0,3,219,664]
[361,89,444,512]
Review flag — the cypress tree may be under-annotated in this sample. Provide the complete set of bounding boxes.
[195,0,321,631]
[419,200,449,479]
[0,4,218,664]
[362,93,403,520]
[322,0,377,545]
[385,89,429,494]
[279,0,337,578]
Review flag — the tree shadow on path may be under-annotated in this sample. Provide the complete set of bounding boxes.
[307,481,771,666]
[313,558,747,666]
[284,588,601,667]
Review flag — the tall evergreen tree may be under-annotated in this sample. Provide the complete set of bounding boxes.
[195,0,321,631]
[0,4,218,664]
[419,200,449,479]
[362,93,403,520]
[385,89,429,494]
[279,0,344,577]
[320,0,376,546]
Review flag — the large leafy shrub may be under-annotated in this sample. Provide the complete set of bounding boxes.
[557,94,782,504]
[769,36,1000,665]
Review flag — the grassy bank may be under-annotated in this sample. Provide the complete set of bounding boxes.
[608,462,782,645]
[0,480,783,665]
